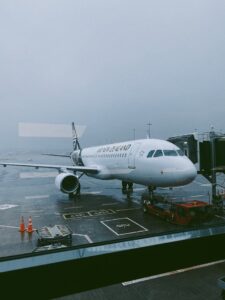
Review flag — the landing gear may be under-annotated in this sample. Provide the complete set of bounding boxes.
[122,181,133,194]
[148,185,156,202]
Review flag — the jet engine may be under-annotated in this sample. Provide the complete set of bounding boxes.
[55,173,80,194]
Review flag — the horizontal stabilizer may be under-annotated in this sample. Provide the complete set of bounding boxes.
[42,153,71,158]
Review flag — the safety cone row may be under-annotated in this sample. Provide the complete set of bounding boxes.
[19,216,35,233]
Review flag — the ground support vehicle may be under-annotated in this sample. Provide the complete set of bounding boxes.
[37,224,72,246]
[143,199,214,225]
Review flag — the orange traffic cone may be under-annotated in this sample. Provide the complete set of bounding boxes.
[19,216,26,233]
[26,216,34,233]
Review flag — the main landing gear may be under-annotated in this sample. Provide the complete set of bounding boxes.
[122,181,133,194]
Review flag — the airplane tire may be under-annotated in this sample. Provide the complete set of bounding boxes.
[128,182,133,189]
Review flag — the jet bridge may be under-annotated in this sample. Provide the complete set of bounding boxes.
[168,133,198,164]
[168,131,225,203]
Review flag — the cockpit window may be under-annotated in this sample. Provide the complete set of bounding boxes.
[147,150,155,158]
[163,150,178,156]
[177,149,184,156]
[153,150,163,157]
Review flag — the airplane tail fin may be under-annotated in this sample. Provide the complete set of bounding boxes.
[72,122,82,151]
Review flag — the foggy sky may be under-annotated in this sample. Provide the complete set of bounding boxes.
[0,0,225,151]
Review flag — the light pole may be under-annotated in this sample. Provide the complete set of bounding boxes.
[146,122,152,138]
[133,128,136,140]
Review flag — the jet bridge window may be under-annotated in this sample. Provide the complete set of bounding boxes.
[163,150,178,156]
[147,150,155,158]
[153,150,163,157]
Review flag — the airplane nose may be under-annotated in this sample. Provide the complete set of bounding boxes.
[178,161,197,185]
[185,164,197,183]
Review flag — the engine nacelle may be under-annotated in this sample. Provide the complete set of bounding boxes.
[55,173,80,194]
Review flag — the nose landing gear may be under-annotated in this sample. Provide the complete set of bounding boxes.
[148,185,156,201]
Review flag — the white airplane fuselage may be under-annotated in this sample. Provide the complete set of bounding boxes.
[71,138,197,187]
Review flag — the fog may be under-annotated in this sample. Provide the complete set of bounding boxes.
[0,0,225,151]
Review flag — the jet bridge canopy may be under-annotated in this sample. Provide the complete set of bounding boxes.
[167,134,198,164]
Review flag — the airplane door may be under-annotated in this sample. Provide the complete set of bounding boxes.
[128,143,141,169]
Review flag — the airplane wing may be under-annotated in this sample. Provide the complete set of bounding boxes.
[0,162,99,174]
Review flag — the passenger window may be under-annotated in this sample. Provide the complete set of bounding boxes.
[147,150,155,158]
[163,150,178,156]
[153,150,163,157]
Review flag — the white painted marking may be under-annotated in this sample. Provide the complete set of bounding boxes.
[0,224,37,231]
[25,195,49,200]
[101,217,148,236]
[100,222,121,236]
[0,204,18,210]
[190,194,205,198]
[116,208,140,212]
[102,202,119,206]
[20,172,57,179]
[26,210,44,214]
[122,259,225,286]
[0,225,19,229]
[72,233,93,243]
[64,206,83,210]
[133,188,146,192]
[83,191,102,195]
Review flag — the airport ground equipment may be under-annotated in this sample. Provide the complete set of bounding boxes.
[37,225,72,246]
[143,199,214,225]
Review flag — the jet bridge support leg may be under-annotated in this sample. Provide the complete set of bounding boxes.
[148,185,156,201]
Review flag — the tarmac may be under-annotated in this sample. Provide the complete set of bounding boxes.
[0,151,225,298]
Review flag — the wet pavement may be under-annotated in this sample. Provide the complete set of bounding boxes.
[0,152,224,257]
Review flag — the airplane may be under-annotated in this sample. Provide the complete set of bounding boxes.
[0,123,197,197]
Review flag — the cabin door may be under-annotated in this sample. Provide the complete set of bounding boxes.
[128,143,141,169]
